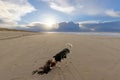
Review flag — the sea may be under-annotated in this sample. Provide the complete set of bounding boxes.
[47,32,120,37]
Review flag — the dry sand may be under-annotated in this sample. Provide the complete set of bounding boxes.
[0,31,120,80]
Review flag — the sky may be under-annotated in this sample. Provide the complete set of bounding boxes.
[0,0,120,32]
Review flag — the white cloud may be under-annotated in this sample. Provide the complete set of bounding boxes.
[78,20,100,25]
[41,0,106,15]
[42,0,76,14]
[105,10,120,17]
[0,19,17,28]
[90,28,96,31]
[26,22,59,31]
[78,20,100,30]
[42,0,120,17]
[0,0,36,28]
[50,2,75,14]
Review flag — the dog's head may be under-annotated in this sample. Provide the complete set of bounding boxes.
[65,43,73,49]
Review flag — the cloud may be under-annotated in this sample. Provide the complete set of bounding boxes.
[78,21,100,31]
[41,0,76,14]
[0,0,36,28]
[16,21,120,32]
[23,21,80,32]
[41,0,106,15]
[57,21,120,32]
[24,22,59,32]
[50,2,75,14]
[79,21,120,32]
[105,10,120,17]
[0,19,17,28]
[41,0,120,18]
[79,20,100,25]
[56,22,80,32]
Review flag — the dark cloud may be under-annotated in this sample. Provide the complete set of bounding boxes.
[14,21,120,32]
[55,22,80,32]
[0,19,4,23]
[21,21,80,32]
[80,21,120,32]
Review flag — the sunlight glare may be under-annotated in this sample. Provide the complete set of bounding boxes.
[43,17,57,30]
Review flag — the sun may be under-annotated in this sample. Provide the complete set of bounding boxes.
[43,17,58,30]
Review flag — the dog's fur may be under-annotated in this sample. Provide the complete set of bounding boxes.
[53,48,70,62]
[32,48,70,75]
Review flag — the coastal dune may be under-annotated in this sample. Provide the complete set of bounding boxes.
[0,31,120,80]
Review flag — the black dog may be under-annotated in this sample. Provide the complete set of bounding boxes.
[32,47,71,75]
[53,48,70,62]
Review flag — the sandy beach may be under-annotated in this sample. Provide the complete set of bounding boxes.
[0,31,120,80]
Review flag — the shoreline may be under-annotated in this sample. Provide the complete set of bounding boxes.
[0,31,120,41]
[45,32,120,37]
